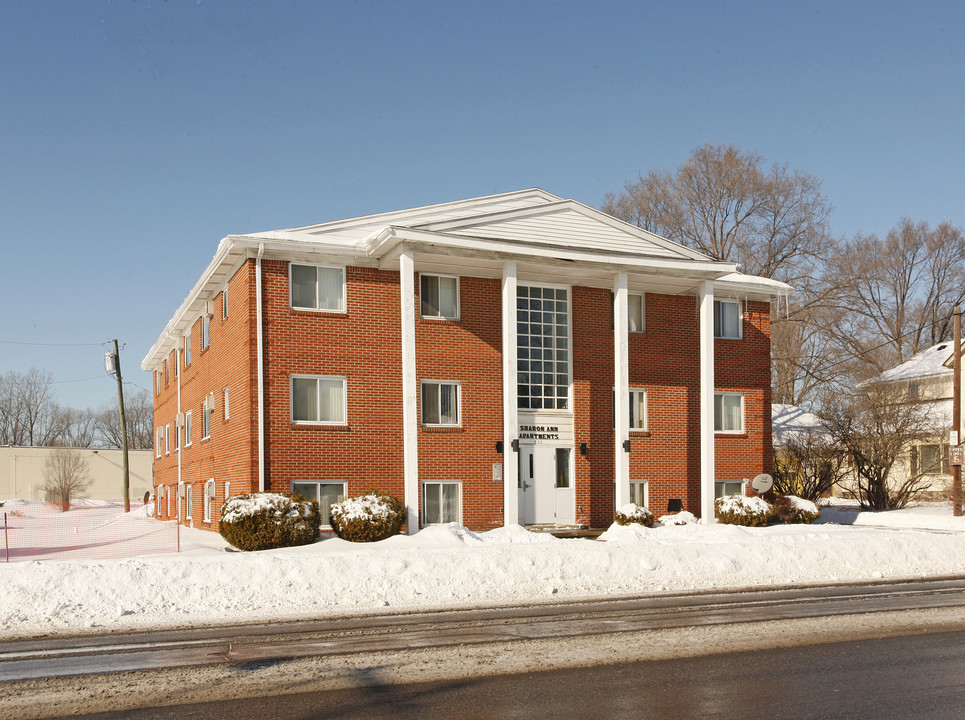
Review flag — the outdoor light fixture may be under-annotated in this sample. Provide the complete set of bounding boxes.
[579,443,588,455]
[623,439,631,453]
[668,498,683,513]
[495,441,504,454]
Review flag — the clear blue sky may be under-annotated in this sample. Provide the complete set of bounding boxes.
[2,0,963,411]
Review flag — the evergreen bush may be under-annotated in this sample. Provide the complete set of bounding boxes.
[219,492,321,551]
[614,503,655,527]
[330,491,405,542]
[714,494,774,527]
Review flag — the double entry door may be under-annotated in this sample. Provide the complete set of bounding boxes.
[518,444,574,525]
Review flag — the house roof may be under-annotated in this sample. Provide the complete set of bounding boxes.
[141,189,793,369]
[771,404,829,447]
[877,341,964,383]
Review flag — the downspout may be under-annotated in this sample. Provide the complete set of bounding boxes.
[176,344,182,518]
[256,243,265,492]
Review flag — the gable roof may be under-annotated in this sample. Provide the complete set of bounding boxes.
[878,341,963,383]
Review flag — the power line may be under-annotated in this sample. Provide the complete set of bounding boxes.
[0,339,108,347]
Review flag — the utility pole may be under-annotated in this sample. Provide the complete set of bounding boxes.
[953,310,962,517]
[107,340,131,512]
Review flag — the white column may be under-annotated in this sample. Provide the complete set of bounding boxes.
[698,280,716,524]
[614,272,630,508]
[400,250,419,534]
[502,261,519,526]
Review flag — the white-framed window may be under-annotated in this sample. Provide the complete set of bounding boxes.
[202,400,211,439]
[292,481,347,528]
[184,330,192,366]
[223,387,230,420]
[201,315,210,350]
[715,479,744,498]
[421,381,460,426]
[185,410,193,445]
[714,392,744,433]
[911,443,950,476]
[155,428,162,458]
[291,375,347,424]
[714,299,742,339]
[628,294,645,333]
[155,369,162,395]
[290,264,345,312]
[185,483,193,520]
[203,479,214,522]
[165,424,170,455]
[175,422,180,450]
[164,359,169,386]
[420,274,459,319]
[612,389,648,431]
[517,285,570,411]
[422,481,461,525]
[630,480,649,508]
[167,485,172,517]
[222,286,229,319]
[224,481,231,501]
[173,350,178,378]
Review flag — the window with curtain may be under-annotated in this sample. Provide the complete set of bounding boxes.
[292,481,347,527]
[421,381,460,425]
[714,300,741,339]
[714,392,744,433]
[628,294,645,333]
[420,275,459,318]
[423,482,460,524]
[715,480,744,498]
[291,264,345,312]
[291,376,346,424]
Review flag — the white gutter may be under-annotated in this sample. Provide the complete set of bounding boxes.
[176,343,182,514]
[256,243,265,492]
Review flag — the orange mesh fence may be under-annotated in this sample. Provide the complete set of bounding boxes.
[1,500,179,562]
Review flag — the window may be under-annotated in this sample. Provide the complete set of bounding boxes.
[291,264,345,312]
[420,274,459,319]
[517,285,569,410]
[184,331,192,366]
[421,381,460,425]
[155,428,162,458]
[555,448,571,488]
[715,480,744,498]
[165,424,170,455]
[912,443,950,476]
[423,481,460,525]
[628,294,645,333]
[291,375,346,424]
[164,359,169,386]
[173,351,178,378]
[203,479,214,522]
[185,483,193,520]
[223,387,230,420]
[293,481,347,528]
[714,392,744,433]
[201,315,210,350]
[175,423,180,450]
[630,389,647,430]
[224,481,231,500]
[630,480,649,508]
[222,286,229,319]
[167,485,172,517]
[155,369,161,395]
[714,300,742,339]
[185,410,193,445]
[202,400,211,439]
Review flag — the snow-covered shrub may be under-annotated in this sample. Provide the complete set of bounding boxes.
[219,492,321,551]
[714,494,774,527]
[771,495,821,524]
[659,510,698,526]
[614,503,655,527]
[329,491,405,542]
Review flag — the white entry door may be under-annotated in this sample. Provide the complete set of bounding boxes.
[518,445,574,525]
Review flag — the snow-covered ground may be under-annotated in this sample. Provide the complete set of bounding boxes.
[2,499,965,640]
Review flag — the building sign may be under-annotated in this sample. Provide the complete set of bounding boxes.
[519,425,560,441]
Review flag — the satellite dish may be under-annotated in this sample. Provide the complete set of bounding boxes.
[750,473,773,494]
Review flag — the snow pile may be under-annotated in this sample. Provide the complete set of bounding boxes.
[716,495,770,515]
[2,505,965,639]
[789,496,819,514]
[659,511,698,526]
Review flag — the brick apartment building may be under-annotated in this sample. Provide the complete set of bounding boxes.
[142,189,788,533]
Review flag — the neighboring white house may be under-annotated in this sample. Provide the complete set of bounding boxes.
[0,446,154,503]
[772,404,828,448]
[864,341,962,499]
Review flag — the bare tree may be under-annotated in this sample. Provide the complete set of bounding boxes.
[42,448,92,509]
[56,406,99,448]
[0,368,64,446]
[823,383,943,510]
[825,219,965,376]
[96,389,153,450]
[773,425,849,502]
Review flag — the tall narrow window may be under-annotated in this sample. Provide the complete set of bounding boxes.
[222,286,229,319]
[555,448,571,488]
[202,400,211,439]
[291,376,346,424]
[517,286,569,410]
[628,294,645,333]
[165,424,170,455]
[223,387,230,420]
[185,483,193,520]
[185,410,193,445]
[203,479,214,522]
[714,300,742,339]
[201,315,210,350]
[420,275,459,319]
[629,389,647,430]
[630,480,648,508]
[291,264,345,312]
[421,381,460,425]
[184,331,192,366]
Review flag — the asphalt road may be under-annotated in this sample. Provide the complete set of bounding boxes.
[70,629,965,720]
